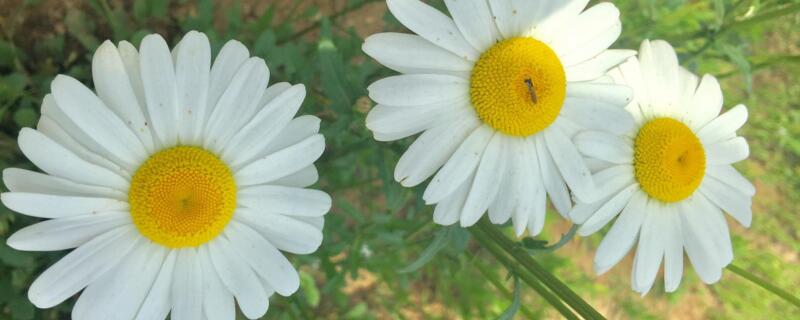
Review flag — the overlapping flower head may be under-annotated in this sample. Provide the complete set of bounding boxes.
[570,40,753,294]
[363,0,635,235]
[2,31,331,319]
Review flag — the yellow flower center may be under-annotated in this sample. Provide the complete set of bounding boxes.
[129,146,236,248]
[634,118,706,203]
[470,37,566,137]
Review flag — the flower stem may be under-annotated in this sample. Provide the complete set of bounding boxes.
[727,264,800,309]
[476,219,606,320]
[469,226,579,319]
[470,252,538,319]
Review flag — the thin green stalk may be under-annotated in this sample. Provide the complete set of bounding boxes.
[675,2,800,42]
[470,253,538,319]
[477,220,606,320]
[469,227,579,320]
[727,264,800,309]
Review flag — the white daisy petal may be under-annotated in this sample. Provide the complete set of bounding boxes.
[0,193,127,219]
[591,165,636,200]
[593,190,647,275]
[367,100,466,142]
[705,164,756,196]
[226,221,300,296]
[28,226,140,308]
[51,75,148,167]
[487,0,542,38]
[72,242,165,320]
[238,185,332,217]
[544,126,596,203]
[679,200,724,284]
[638,39,681,107]
[386,0,480,60]
[574,130,633,164]
[550,3,621,62]
[171,249,203,320]
[367,74,468,107]
[536,0,591,35]
[489,140,521,224]
[206,40,250,124]
[262,115,321,156]
[686,75,723,129]
[565,49,636,81]
[207,238,270,320]
[705,137,749,165]
[698,104,748,145]
[557,15,621,66]
[445,0,501,51]
[395,115,480,187]
[222,84,306,166]
[578,184,637,236]
[139,34,181,148]
[662,208,684,293]
[3,168,124,199]
[696,194,734,266]
[17,128,128,191]
[135,250,177,320]
[235,134,325,186]
[117,41,147,112]
[36,110,128,178]
[632,201,665,294]
[566,82,633,108]
[433,174,473,226]
[363,33,473,75]
[199,248,235,320]
[272,165,319,188]
[235,209,323,255]
[204,58,270,153]
[561,98,636,135]
[517,139,546,236]
[174,31,212,145]
[6,211,130,251]
[699,176,753,227]
[535,134,572,217]
[92,40,155,152]
[424,125,493,204]
[460,133,507,227]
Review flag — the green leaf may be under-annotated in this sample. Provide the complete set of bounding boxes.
[719,43,753,94]
[13,106,38,128]
[0,242,35,268]
[299,271,321,307]
[497,277,521,320]
[9,296,35,320]
[398,225,454,273]
[317,19,353,112]
[712,0,726,29]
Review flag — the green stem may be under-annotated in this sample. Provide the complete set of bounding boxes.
[477,220,606,320]
[470,253,538,319]
[530,224,578,254]
[727,264,800,309]
[716,54,800,79]
[675,2,800,42]
[469,227,579,320]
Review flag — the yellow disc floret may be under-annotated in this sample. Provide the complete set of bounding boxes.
[634,118,706,203]
[129,146,236,248]
[470,37,566,137]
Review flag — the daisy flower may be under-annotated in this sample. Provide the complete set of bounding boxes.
[363,0,635,235]
[2,31,331,319]
[570,40,754,294]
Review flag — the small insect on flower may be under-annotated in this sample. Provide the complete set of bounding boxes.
[570,40,754,294]
[2,31,331,319]
[363,0,635,235]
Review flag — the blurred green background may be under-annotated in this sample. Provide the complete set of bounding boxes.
[0,0,798,319]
